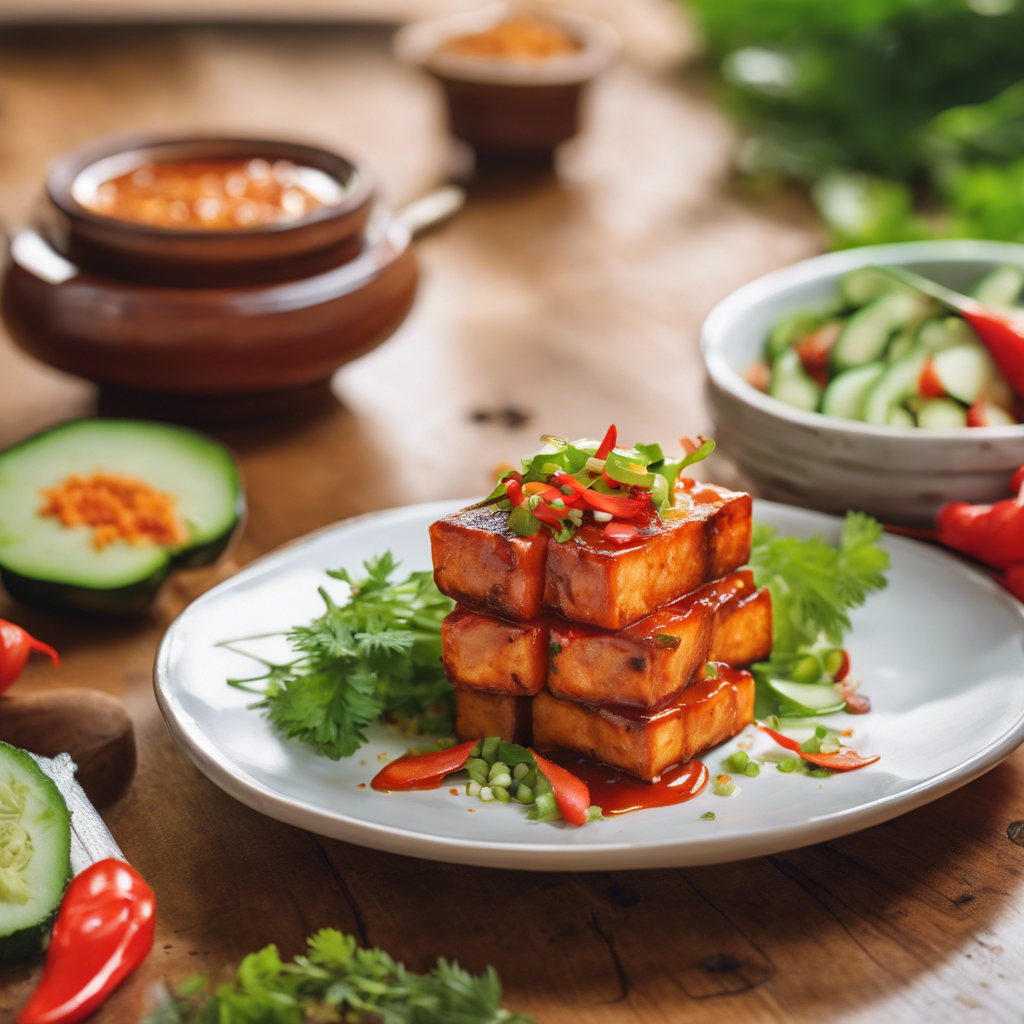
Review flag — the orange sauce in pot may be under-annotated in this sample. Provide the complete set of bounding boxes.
[441,16,581,61]
[77,158,347,230]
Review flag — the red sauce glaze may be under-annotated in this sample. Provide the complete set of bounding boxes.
[547,752,709,815]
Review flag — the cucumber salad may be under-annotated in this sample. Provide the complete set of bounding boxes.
[754,264,1023,428]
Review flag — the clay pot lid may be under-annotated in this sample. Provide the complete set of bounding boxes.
[394,3,619,87]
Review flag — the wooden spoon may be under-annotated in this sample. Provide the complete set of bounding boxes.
[0,689,136,807]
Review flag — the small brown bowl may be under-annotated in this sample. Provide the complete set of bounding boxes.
[1,134,418,414]
[394,4,618,164]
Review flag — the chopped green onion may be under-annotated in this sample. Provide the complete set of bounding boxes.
[470,741,482,758]
[528,792,560,822]
[743,761,761,777]
[480,738,500,764]
[466,757,489,776]
[700,811,716,820]
[712,774,738,796]
[810,769,832,778]
[777,758,799,773]
[513,762,529,781]
[479,786,495,802]
[791,654,823,684]
[521,768,539,790]
[466,781,481,797]
[493,786,512,803]
[467,769,488,786]
[488,761,509,781]
[726,751,750,772]
[515,784,535,804]
[489,772,512,789]
[436,737,456,750]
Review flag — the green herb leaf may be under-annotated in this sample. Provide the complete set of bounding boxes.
[226,554,454,759]
[148,928,534,1024]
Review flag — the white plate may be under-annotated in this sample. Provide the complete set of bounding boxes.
[154,499,1024,870]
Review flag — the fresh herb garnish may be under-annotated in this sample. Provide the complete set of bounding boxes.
[484,426,715,543]
[749,512,890,717]
[146,928,534,1024]
[224,553,454,759]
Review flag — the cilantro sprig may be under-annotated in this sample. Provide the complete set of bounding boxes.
[749,512,890,716]
[224,553,454,759]
[147,928,534,1024]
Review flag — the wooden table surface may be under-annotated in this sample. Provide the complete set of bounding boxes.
[2,9,1024,1023]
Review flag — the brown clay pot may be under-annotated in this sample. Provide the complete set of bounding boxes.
[1,134,419,412]
[394,4,618,164]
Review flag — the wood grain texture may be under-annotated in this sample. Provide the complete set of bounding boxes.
[0,10,1022,1023]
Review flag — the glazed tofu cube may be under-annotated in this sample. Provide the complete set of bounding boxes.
[430,504,548,621]
[532,667,755,781]
[546,571,764,708]
[711,587,773,668]
[441,605,548,696]
[543,482,752,629]
[455,689,532,745]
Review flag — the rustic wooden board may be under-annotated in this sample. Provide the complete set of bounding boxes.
[1,13,1022,1023]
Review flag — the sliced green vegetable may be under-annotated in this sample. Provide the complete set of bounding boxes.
[915,316,980,353]
[930,345,997,405]
[820,363,885,420]
[830,292,931,372]
[0,743,71,967]
[765,678,847,716]
[968,264,1024,306]
[0,419,243,615]
[862,350,928,424]
[769,347,822,412]
[917,398,968,429]
[840,266,916,307]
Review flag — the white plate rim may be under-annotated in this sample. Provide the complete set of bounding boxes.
[154,498,1024,870]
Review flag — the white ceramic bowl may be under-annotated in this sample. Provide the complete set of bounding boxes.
[702,240,1024,525]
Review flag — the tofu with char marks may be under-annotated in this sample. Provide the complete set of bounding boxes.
[430,479,752,629]
[532,666,755,781]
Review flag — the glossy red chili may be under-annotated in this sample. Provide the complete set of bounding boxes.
[548,471,651,519]
[935,466,1024,570]
[602,521,639,545]
[594,424,617,462]
[0,619,58,694]
[371,739,479,792]
[759,725,879,771]
[18,860,155,1024]
[530,750,591,826]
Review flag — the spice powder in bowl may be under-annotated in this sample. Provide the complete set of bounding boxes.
[75,157,349,231]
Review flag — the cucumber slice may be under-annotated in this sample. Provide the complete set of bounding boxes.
[968,264,1024,306]
[839,267,916,307]
[931,345,997,405]
[820,363,885,420]
[863,350,928,425]
[831,292,932,372]
[886,326,918,362]
[0,743,71,966]
[886,406,916,428]
[766,311,829,362]
[917,399,968,429]
[915,316,980,353]
[765,679,846,716]
[768,347,822,412]
[0,419,244,614]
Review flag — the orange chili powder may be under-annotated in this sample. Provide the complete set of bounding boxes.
[441,16,581,60]
[39,473,189,551]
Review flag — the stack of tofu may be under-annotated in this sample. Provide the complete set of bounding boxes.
[429,477,772,781]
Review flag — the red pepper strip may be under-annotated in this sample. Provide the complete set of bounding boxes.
[18,859,155,1024]
[758,726,879,771]
[549,471,651,519]
[795,323,841,390]
[956,305,1024,398]
[832,649,850,683]
[594,424,617,462]
[603,521,639,545]
[601,468,621,490]
[371,739,479,792]
[919,357,945,399]
[0,619,59,694]
[504,478,575,525]
[530,750,591,826]
[935,485,1024,569]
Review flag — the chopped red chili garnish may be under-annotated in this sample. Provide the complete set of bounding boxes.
[758,725,879,771]
[371,739,479,792]
[531,749,591,826]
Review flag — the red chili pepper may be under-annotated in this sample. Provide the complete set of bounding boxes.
[935,469,1024,570]
[759,725,879,771]
[795,323,841,389]
[580,488,651,518]
[919,357,945,399]
[603,521,639,545]
[371,739,479,792]
[594,424,617,462]
[505,477,576,525]
[530,750,591,826]
[0,619,58,694]
[601,468,621,490]
[831,648,850,683]
[18,860,154,1024]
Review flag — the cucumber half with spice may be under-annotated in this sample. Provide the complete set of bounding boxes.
[0,419,244,614]
[0,742,71,966]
